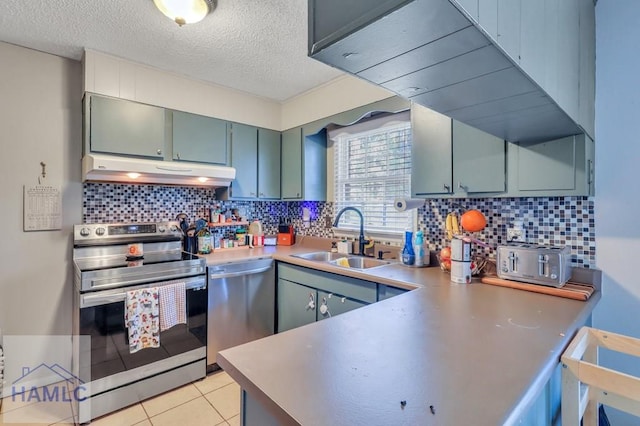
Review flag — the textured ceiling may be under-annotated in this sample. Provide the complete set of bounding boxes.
[0,0,344,101]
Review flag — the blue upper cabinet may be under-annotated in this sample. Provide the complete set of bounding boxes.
[89,95,165,158]
[257,128,281,199]
[308,0,595,143]
[229,123,259,199]
[172,111,228,165]
[226,124,281,200]
[281,127,327,201]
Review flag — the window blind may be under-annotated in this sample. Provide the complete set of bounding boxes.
[332,116,412,235]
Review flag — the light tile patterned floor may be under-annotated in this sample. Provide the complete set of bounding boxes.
[0,371,241,425]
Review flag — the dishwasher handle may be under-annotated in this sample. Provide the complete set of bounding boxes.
[208,265,272,280]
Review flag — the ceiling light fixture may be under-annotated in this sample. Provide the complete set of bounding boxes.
[152,0,216,26]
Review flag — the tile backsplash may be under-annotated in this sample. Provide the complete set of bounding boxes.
[83,183,595,267]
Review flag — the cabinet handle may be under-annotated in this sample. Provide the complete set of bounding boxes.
[296,193,300,197]
[259,192,265,196]
[250,192,256,196]
[157,149,162,155]
[443,184,451,192]
[458,182,467,191]
[176,152,181,160]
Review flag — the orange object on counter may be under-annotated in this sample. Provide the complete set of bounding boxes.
[277,226,295,246]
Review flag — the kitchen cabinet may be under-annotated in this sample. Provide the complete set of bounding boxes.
[171,111,228,165]
[308,0,592,143]
[228,123,258,198]
[317,290,367,321]
[281,128,303,199]
[277,263,377,333]
[377,284,409,301]
[281,127,327,201]
[277,279,317,332]
[226,124,281,199]
[507,133,594,196]
[89,95,165,158]
[411,104,505,197]
[257,128,281,199]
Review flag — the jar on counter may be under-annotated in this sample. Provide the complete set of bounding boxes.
[236,228,247,246]
[197,227,212,254]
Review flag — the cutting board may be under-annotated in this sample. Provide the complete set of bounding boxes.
[480,276,595,301]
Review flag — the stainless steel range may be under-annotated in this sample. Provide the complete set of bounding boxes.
[72,222,207,423]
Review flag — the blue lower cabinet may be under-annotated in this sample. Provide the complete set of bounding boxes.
[377,284,409,301]
[277,278,317,333]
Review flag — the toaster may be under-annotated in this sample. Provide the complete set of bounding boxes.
[496,244,572,287]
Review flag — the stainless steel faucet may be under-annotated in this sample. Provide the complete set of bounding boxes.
[333,207,369,256]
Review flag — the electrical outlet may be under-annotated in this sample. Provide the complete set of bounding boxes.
[507,228,526,242]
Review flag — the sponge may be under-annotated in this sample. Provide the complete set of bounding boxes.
[336,257,350,268]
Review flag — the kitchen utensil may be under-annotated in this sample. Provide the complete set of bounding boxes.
[185,225,198,254]
[176,213,189,236]
[496,244,571,287]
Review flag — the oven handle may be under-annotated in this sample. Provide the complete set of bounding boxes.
[80,277,206,308]
[208,265,272,280]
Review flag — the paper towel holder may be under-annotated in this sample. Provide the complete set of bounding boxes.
[393,198,426,212]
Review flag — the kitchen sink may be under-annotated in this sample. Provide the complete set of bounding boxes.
[329,257,391,270]
[292,251,392,270]
[292,251,350,262]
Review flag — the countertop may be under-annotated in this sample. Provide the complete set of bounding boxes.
[204,240,600,425]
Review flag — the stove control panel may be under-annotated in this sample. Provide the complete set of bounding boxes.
[73,222,183,243]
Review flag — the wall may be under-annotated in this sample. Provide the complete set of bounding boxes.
[84,50,282,130]
[593,1,640,424]
[83,184,596,268]
[280,75,395,130]
[0,42,83,368]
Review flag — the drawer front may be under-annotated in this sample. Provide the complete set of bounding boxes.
[278,263,377,303]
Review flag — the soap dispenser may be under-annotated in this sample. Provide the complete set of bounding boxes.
[401,230,415,266]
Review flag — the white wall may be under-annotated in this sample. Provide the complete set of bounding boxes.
[594,1,640,424]
[281,75,394,130]
[84,49,282,130]
[0,42,82,366]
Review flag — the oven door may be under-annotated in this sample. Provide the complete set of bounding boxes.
[78,276,207,392]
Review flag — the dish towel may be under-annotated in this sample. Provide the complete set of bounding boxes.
[125,287,160,354]
[159,282,187,332]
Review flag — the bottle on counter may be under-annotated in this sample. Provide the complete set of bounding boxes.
[197,227,212,254]
[401,230,415,266]
[414,230,425,267]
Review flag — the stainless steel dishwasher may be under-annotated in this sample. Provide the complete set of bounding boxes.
[207,258,275,368]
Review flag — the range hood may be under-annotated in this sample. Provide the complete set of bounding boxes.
[82,153,236,187]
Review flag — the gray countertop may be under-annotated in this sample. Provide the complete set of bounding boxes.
[210,242,599,425]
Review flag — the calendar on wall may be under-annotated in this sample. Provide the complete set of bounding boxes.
[23,184,62,231]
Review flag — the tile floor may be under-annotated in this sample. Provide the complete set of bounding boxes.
[0,370,241,425]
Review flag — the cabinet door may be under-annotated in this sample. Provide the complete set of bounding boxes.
[497,0,520,62]
[452,120,505,193]
[478,0,498,40]
[230,123,258,198]
[258,128,281,199]
[519,0,546,85]
[277,279,317,333]
[411,104,453,195]
[281,127,303,200]
[90,96,165,158]
[377,285,408,301]
[172,111,228,165]
[513,135,577,193]
[316,291,367,321]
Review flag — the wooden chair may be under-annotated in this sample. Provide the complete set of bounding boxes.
[561,326,640,425]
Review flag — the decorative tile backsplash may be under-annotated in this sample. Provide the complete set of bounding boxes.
[83,184,595,267]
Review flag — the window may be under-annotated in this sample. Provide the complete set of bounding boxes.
[330,111,413,238]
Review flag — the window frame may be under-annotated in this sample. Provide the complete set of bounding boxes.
[328,111,415,243]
